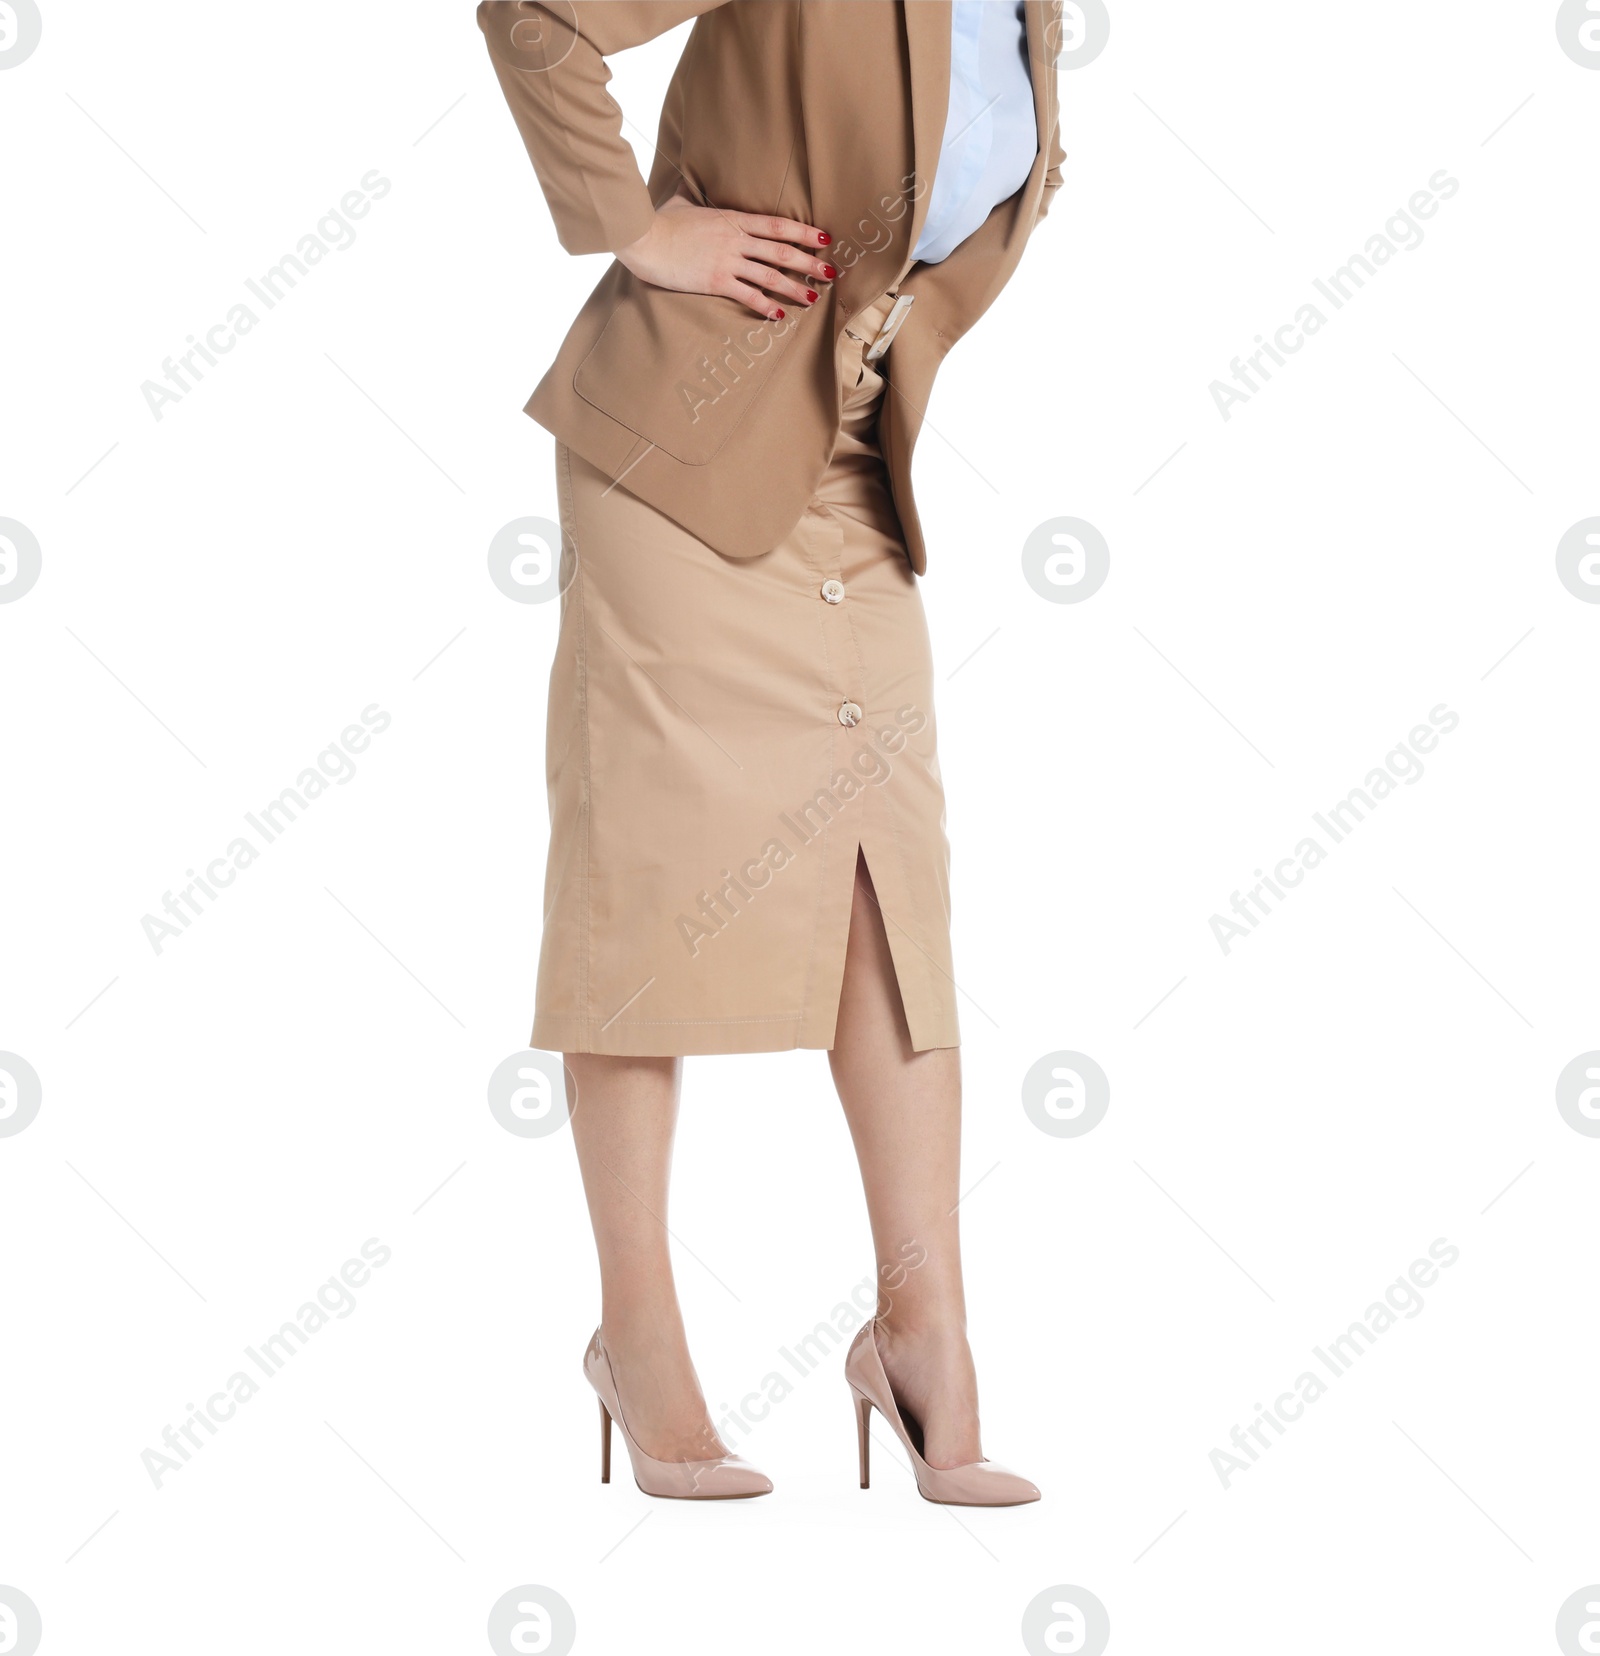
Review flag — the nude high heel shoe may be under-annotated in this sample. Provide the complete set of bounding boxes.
[845,1320,1040,1506]
[584,1330,773,1500]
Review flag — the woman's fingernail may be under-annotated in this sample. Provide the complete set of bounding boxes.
[821,265,838,279]
[773,308,785,320]
[817,232,832,245]
[806,290,818,303]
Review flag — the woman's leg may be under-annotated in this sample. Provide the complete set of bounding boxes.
[565,1053,729,1460]
[828,850,983,1469]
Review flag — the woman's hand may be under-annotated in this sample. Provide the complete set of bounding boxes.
[615,194,838,320]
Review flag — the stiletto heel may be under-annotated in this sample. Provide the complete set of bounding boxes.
[844,1319,1041,1506]
[583,1329,773,1501]
[853,1388,873,1488]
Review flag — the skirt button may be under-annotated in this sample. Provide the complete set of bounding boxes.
[821,579,845,604]
[838,700,863,727]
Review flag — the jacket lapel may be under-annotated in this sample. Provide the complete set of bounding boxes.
[901,1,951,258]
[903,3,1054,259]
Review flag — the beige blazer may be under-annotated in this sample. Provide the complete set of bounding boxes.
[477,1,1065,573]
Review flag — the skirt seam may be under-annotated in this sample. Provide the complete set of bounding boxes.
[836,508,924,1041]
[560,441,595,1033]
[793,506,843,1047]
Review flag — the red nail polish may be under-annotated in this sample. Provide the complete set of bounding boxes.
[817,232,832,245]
[821,265,838,279]
[806,290,818,303]
[773,308,785,320]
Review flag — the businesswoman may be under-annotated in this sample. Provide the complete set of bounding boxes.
[478,0,1064,1503]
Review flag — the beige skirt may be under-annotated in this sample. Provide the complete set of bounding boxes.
[532,286,957,1056]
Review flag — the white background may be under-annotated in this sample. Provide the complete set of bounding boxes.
[3,2,1598,1652]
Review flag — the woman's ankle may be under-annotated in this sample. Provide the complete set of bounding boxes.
[875,1304,970,1346]
[598,1295,687,1348]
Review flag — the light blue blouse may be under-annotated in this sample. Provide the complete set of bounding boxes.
[912,1,1039,265]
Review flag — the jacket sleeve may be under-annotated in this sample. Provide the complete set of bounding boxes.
[1031,3,1066,232]
[1032,111,1066,230]
[476,1,730,255]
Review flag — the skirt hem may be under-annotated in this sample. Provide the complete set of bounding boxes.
[529,1012,960,1058]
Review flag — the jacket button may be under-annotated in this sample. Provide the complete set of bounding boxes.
[821,579,845,604]
[838,700,862,727]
